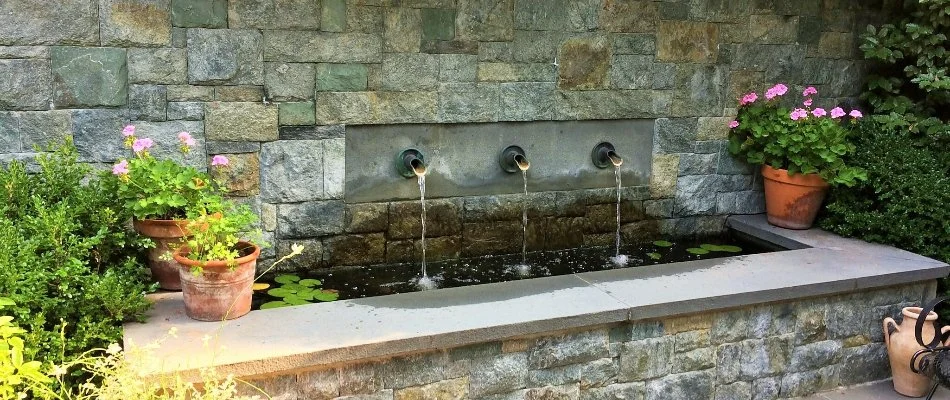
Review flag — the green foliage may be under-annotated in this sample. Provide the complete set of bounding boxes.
[728,85,867,186]
[261,274,339,309]
[0,141,151,374]
[821,115,950,265]
[860,0,950,122]
[180,198,262,274]
[1,298,50,400]
[105,127,222,220]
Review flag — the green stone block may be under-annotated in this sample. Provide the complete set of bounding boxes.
[279,101,316,126]
[422,8,456,41]
[172,0,227,28]
[316,64,368,92]
[321,0,347,33]
[51,47,128,108]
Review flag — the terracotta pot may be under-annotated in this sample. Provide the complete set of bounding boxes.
[884,307,950,397]
[132,219,189,291]
[173,241,260,322]
[761,165,829,229]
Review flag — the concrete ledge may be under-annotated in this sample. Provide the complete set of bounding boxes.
[124,214,949,378]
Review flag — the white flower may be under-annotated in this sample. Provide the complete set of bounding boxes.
[106,343,122,355]
[50,364,68,376]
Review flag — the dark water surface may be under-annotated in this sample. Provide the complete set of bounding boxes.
[252,234,776,309]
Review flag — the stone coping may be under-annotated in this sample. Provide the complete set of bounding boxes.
[123,214,949,378]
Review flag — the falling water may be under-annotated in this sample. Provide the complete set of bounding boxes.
[521,169,528,265]
[415,173,438,290]
[610,166,629,267]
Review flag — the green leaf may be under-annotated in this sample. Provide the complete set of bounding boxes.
[283,295,311,306]
[260,301,289,310]
[274,274,300,284]
[686,248,710,255]
[267,288,296,298]
[312,290,340,302]
[647,252,662,260]
[716,245,743,253]
[298,278,321,287]
[653,240,673,247]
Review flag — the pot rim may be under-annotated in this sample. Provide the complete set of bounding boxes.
[173,240,261,270]
[761,165,829,188]
[902,306,938,321]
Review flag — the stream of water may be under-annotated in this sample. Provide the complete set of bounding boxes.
[610,166,628,266]
[416,173,437,290]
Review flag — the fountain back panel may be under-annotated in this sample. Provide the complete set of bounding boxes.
[253,234,776,309]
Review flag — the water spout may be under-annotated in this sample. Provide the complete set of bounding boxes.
[499,145,529,173]
[396,148,427,178]
[592,142,623,169]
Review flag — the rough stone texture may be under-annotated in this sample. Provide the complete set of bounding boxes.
[265,62,316,101]
[51,47,128,107]
[205,102,278,141]
[619,337,673,381]
[11,111,72,151]
[99,0,171,47]
[383,53,439,91]
[71,109,128,162]
[261,140,324,202]
[278,102,315,126]
[558,37,610,91]
[210,152,259,196]
[457,0,514,42]
[0,1,99,46]
[129,84,166,121]
[438,83,499,123]
[128,48,187,84]
[384,7,422,53]
[528,331,609,370]
[469,353,528,397]
[214,86,263,102]
[171,0,227,28]
[500,82,555,121]
[131,120,205,169]
[167,85,214,101]
[657,21,719,63]
[187,29,263,85]
[167,102,203,120]
[264,31,382,63]
[276,201,345,238]
[317,63,368,92]
[228,0,320,30]
[0,59,52,110]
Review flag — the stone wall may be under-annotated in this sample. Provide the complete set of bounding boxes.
[0,0,892,269]
[233,283,929,400]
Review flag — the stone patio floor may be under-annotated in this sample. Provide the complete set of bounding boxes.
[807,380,950,399]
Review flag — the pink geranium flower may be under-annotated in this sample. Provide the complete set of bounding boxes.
[122,125,136,137]
[812,108,827,117]
[830,107,846,118]
[177,131,196,147]
[112,160,129,176]
[802,87,818,96]
[211,155,229,167]
[729,120,739,129]
[765,83,789,99]
[803,99,813,107]
[790,108,808,121]
[132,138,154,153]
[740,92,758,105]
[849,110,863,118]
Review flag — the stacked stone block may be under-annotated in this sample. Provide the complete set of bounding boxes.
[233,283,926,399]
[0,0,893,269]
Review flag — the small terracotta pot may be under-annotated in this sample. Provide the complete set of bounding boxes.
[883,307,950,397]
[761,165,829,229]
[173,241,260,322]
[133,219,189,291]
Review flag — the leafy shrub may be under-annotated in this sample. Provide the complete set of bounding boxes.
[821,116,950,265]
[0,140,152,369]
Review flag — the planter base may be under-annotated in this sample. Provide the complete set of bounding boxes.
[761,165,829,230]
[133,219,188,291]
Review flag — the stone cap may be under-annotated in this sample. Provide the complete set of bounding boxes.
[123,214,949,379]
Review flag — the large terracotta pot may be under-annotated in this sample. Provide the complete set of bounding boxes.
[884,307,950,397]
[761,165,829,229]
[173,241,260,322]
[132,219,188,290]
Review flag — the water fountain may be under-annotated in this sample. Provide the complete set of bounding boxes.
[592,142,627,266]
[395,149,437,290]
[499,146,532,276]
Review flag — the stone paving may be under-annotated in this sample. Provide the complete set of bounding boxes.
[806,380,950,400]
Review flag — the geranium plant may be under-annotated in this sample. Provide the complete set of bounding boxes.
[727,84,868,186]
[109,126,226,220]
[178,197,261,275]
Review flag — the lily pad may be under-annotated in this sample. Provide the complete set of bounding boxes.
[299,278,321,287]
[716,245,743,253]
[313,290,340,302]
[653,240,673,247]
[647,252,662,260]
[260,301,289,310]
[267,287,296,298]
[252,283,271,291]
[686,247,710,255]
[274,274,300,284]
[700,243,720,251]
[283,295,310,306]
